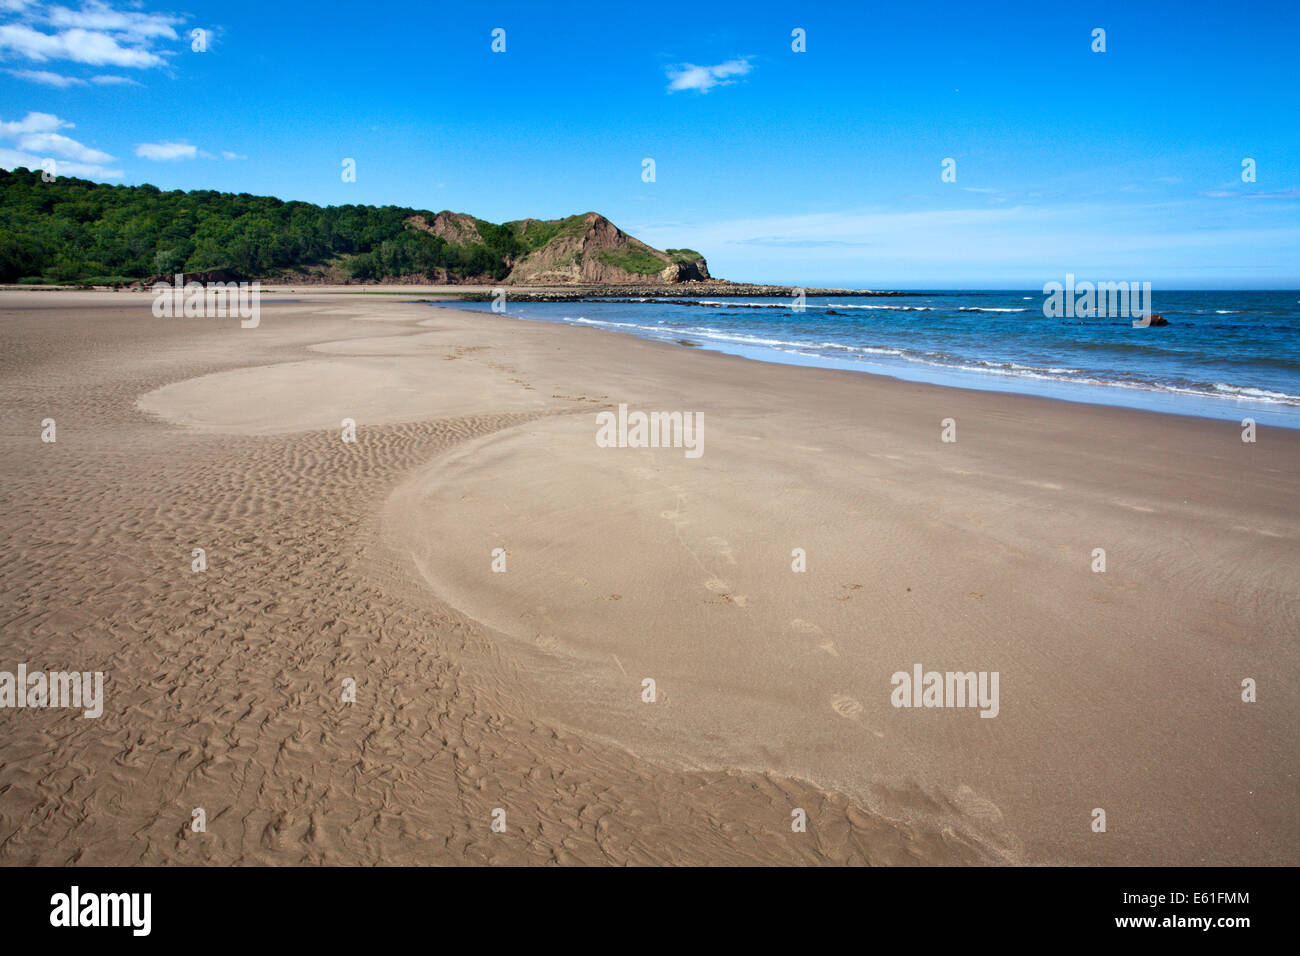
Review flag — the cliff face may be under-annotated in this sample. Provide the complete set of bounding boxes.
[409,210,710,285]
[407,211,482,247]
[658,256,710,283]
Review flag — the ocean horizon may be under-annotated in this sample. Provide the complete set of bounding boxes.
[447,289,1300,429]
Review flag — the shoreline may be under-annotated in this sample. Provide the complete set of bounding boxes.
[434,299,1300,431]
[3,290,1296,865]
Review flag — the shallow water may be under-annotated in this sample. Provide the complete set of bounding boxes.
[444,290,1300,428]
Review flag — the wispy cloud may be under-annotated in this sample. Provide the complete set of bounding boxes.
[5,66,136,87]
[0,110,121,177]
[0,1,180,69]
[1,110,112,161]
[0,22,163,66]
[135,140,196,161]
[19,130,113,162]
[0,146,122,178]
[134,141,242,161]
[46,1,181,42]
[0,112,68,135]
[666,58,752,94]
[6,67,85,86]
[732,237,871,248]
[1200,189,1300,200]
[634,200,1300,284]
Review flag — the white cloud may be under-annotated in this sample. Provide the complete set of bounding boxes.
[18,130,113,162]
[0,23,163,66]
[0,1,179,69]
[6,67,85,86]
[1201,189,1300,200]
[666,58,752,94]
[0,111,72,135]
[46,2,181,42]
[0,147,122,179]
[221,150,246,160]
[135,140,196,160]
[4,67,140,88]
[1,110,115,167]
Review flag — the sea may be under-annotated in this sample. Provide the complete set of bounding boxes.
[443,290,1300,429]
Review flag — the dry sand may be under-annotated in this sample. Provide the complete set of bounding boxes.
[1,290,1295,865]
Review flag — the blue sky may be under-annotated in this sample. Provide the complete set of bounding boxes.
[2,0,1298,287]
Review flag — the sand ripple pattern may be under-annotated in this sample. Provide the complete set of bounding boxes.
[0,300,1003,865]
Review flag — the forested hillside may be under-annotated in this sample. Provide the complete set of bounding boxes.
[0,168,708,286]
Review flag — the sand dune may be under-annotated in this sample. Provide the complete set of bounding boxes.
[1,291,1295,865]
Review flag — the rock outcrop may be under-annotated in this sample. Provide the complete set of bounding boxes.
[659,257,710,282]
[407,212,483,247]
[403,210,711,286]
[502,212,710,285]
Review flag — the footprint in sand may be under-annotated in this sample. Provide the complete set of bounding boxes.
[705,579,748,607]
[707,536,738,566]
[830,695,885,737]
[791,619,838,657]
[952,784,1004,824]
[831,695,864,719]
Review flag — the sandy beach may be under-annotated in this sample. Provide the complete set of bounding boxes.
[0,289,1295,866]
